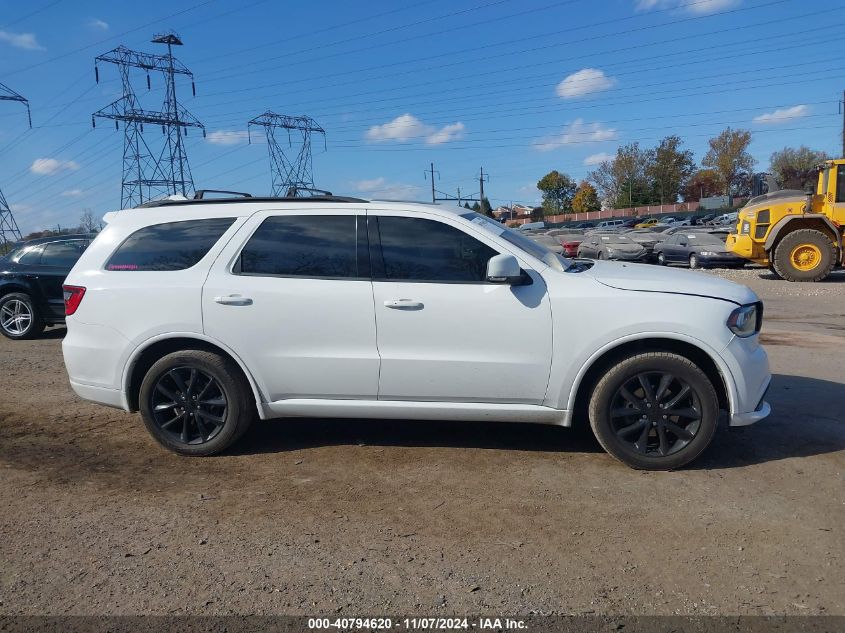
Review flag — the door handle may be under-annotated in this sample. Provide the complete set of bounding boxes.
[214,295,253,306]
[384,299,423,309]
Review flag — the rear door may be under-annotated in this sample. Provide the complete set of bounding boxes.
[32,240,88,319]
[202,210,380,403]
[368,211,552,404]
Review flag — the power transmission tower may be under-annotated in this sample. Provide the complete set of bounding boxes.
[248,112,326,197]
[424,162,479,205]
[93,32,204,209]
[0,82,30,250]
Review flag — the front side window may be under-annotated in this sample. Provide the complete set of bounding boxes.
[239,215,360,278]
[837,166,845,203]
[106,218,235,271]
[374,216,498,282]
[40,240,87,267]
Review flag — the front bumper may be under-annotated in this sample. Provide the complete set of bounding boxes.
[721,335,771,427]
[731,399,771,427]
[699,253,746,266]
[726,233,767,263]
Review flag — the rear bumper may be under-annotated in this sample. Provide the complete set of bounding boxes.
[69,380,128,410]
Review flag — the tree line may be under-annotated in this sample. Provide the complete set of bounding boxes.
[535,127,830,215]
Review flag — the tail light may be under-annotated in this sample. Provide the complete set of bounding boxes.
[63,285,86,316]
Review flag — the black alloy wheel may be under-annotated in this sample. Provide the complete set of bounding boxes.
[608,372,701,457]
[150,366,228,445]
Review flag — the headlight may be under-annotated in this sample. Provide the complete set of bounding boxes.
[699,251,717,256]
[740,221,750,235]
[727,302,762,337]
[606,247,616,255]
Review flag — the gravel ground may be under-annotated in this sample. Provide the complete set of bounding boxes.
[0,267,843,617]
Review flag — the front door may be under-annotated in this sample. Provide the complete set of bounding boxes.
[202,211,380,402]
[368,212,553,404]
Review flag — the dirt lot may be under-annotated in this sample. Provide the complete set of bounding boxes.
[0,267,843,617]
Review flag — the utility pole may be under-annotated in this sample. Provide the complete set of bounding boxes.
[478,166,489,201]
[841,90,845,158]
[424,163,479,205]
[93,32,204,209]
[248,112,326,196]
[0,82,29,250]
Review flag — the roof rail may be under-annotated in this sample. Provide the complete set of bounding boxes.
[194,189,253,199]
[135,194,369,208]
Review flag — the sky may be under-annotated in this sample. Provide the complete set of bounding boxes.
[0,0,843,233]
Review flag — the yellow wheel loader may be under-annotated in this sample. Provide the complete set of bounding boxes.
[726,159,845,281]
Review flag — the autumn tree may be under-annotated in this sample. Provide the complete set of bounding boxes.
[647,136,695,204]
[681,169,722,202]
[702,127,755,196]
[589,143,654,209]
[572,181,601,213]
[769,146,828,190]
[536,170,577,215]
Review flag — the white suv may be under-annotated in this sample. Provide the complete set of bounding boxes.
[62,196,771,470]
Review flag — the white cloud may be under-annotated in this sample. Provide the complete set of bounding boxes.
[89,19,109,30]
[556,68,616,99]
[635,0,739,14]
[30,158,80,175]
[365,114,465,145]
[584,152,615,166]
[61,189,85,197]
[206,130,249,145]
[533,119,618,152]
[752,104,809,125]
[0,30,44,51]
[352,177,422,200]
[425,122,465,145]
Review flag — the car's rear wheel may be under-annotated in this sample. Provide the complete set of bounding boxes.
[588,352,719,470]
[656,252,666,266]
[0,292,45,340]
[139,350,255,456]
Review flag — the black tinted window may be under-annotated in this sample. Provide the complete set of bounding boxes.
[240,215,359,278]
[106,218,234,271]
[41,240,86,267]
[837,166,845,203]
[16,245,43,265]
[375,216,498,282]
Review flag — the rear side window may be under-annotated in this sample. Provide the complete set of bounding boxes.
[106,218,235,271]
[837,166,845,203]
[374,216,498,282]
[41,240,87,267]
[238,215,361,278]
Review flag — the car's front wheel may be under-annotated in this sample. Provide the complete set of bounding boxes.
[0,292,45,340]
[139,350,255,456]
[588,351,719,470]
[656,252,666,266]
[689,253,700,269]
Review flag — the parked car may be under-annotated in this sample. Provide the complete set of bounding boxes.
[526,234,564,254]
[621,217,642,228]
[697,213,716,224]
[709,212,739,226]
[634,218,660,229]
[654,232,746,269]
[62,197,770,470]
[518,221,545,231]
[0,233,94,339]
[571,222,595,229]
[576,234,649,262]
[623,230,663,260]
[596,219,625,229]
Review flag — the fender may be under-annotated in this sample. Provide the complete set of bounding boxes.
[763,214,842,253]
[560,330,738,427]
[121,331,270,419]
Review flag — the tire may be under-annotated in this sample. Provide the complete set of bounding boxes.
[596,251,605,260]
[0,292,45,340]
[656,252,666,266]
[689,253,700,269]
[588,352,719,470]
[767,262,782,279]
[139,350,255,456]
[771,229,836,282]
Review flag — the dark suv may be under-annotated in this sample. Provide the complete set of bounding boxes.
[0,234,94,339]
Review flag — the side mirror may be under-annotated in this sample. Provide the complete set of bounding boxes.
[486,254,524,284]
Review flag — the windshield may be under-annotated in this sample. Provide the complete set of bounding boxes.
[599,235,634,244]
[686,233,726,246]
[461,213,571,271]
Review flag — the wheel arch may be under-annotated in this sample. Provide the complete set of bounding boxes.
[0,282,34,300]
[123,334,265,417]
[566,335,731,430]
[764,215,842,255]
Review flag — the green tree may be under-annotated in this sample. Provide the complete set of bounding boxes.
[769,146,829,190]
[536,170,577,215]
[471,201,481,212]
[647,136,695,204]
[479,196,494,217]
[702,127,755,196]
[463,202,471,209]
[571,181,601,213]
[681,169,722,202]
[589,143,654,209]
